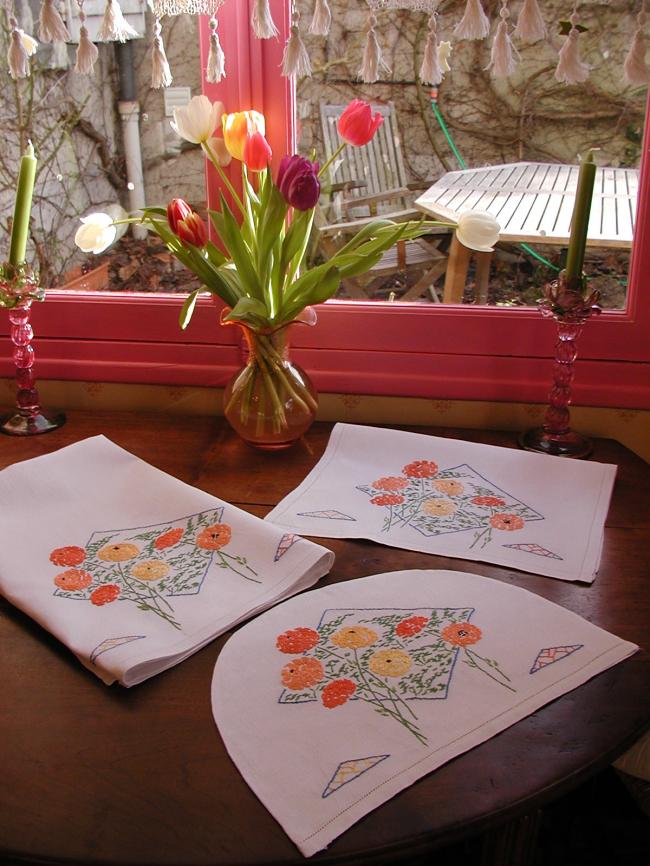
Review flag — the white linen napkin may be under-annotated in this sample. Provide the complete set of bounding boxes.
[212,568,638,857]
[0,436,334,686]
[265,423,617,582]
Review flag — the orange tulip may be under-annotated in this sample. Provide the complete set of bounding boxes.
[222,110,266,162]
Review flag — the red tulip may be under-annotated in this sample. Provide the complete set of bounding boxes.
[243,131,272,172]
[337,100,383,146]
[167,198,207,247]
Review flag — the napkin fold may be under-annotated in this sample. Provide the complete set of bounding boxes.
[0,436,334,686]
[212,569,638,856]
[265,423,617,582]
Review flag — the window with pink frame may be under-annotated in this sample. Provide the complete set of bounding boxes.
[1,2,648,411]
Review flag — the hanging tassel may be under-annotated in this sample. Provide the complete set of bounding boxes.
[252,0,279,39]
[7,19,31,80]
[75,12,99,75]
[282,10,311,78]
[487,2,518,78]
[623,9,650,86]
[38,0,71,43]
[359,13,390,82]
[419,15,443,86]
[206,16,226,83]
[97,0,139,43]
[454,0,490,41]
[151,18,172,89]
[555,11,590,85]
[309,0,331,36]
[514,0,546,44]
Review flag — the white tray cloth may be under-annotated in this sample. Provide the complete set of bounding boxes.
[212,568,638,857]
[265,423,617,582]
[0,436,334,686]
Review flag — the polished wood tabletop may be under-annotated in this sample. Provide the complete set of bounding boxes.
[1,411,649,866]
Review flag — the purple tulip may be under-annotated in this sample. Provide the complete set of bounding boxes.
[276,155,321,211]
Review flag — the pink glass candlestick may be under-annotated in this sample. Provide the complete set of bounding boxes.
[519,272,600,459]
[1,265,65,436]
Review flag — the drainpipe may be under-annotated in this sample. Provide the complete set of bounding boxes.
[115,41,148,240]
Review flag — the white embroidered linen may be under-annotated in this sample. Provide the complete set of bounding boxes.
[265,423,616,582]
[212,568,638,857]
[0,436,334,686]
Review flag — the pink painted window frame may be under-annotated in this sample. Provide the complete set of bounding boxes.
[1,0,649,410]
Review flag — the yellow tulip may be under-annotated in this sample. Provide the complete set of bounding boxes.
[222,110,266,162]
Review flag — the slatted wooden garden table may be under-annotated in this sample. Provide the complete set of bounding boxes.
[415,161,639,303]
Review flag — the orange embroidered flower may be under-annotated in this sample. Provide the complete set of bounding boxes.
[472,495,506,507]
[421,498,456,517]
[196,523,232,550]
[49,546,86,567]
[97,543,140,562]
[154,527,184,550]
[403,459,438,478]
[90,584,121,606]
[331,626,378,649]
[276,627,321,654]
[370,494,404,506]
[368,648,412,677]
[322,678,356,708]
[433,479,465,496]
[130,560,170,581]
[441,622,482,646]
[54,568,93,591]
[281,657,325,690]
[490,513,525,531]
[371,476,409,492]
[396,615,428,638]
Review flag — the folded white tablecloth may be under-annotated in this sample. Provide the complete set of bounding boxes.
[0,436,334,686]
[266,423,617,582]
[212,568,638,856]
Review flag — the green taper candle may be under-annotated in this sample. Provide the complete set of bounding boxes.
[8,141,37,267]
[565,149,596,287]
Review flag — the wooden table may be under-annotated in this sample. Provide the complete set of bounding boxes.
[415,161,639,303]
[1,411,649,866]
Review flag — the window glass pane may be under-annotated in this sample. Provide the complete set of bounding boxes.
[295,0,644,310]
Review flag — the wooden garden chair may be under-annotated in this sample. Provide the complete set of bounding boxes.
[314,101,448,301]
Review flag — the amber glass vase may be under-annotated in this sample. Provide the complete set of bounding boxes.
[221,306,318,450]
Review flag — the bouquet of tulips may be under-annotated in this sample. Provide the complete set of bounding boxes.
[75,96,499,441]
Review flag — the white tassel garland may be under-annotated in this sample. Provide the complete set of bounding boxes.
[438,41,453,74]
[75,12,99,74]
[38,0,71,43]
[281,12,311,78]
[97,0,139,43]
[310,0,331,36]
[454,0,490,41]
[7,20,30,80]
[555,12,590,84]
[623,10,650,86]
[151,18,172,89]
[206,16,226,83]
[487,2,518,78]
[359,14,390,82]
[419,16,443,85]
[252,0,279,39]
[514,0,546,44]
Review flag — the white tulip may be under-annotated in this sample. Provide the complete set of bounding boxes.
[455,210,500,252]
[171,95,225,144]
[19,30,38,57]
[438,41,452,74]
[206,136,232,167]
[74,212,117,254]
